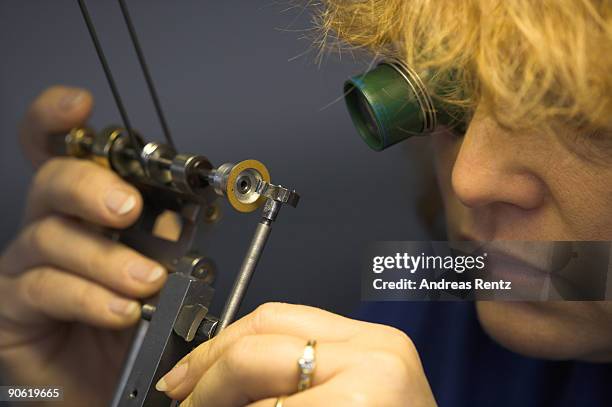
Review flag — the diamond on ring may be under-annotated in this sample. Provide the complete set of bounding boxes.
[297,339,317,391]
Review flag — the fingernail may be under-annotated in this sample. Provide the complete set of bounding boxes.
[109,298,139,317]
[128,261,165,284]
[58,90,86,111]
[156,363,188,392]
[105,189,136,215]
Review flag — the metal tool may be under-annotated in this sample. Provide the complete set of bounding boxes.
[216,182,299,333]
[60,126,300,407]
[68,2,301,406]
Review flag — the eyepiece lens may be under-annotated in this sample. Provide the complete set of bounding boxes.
[344,83,384,150]
[357,93,380,142]
[344,62,436,151]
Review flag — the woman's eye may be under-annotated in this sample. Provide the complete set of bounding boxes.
[436,109,471,139]
[574,128,612,163]
[450,126,467,139]
[433,125,465,140]
[445,120,468,139]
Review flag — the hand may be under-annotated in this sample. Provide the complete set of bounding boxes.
[0,86,168,406]
[157,303,436,407]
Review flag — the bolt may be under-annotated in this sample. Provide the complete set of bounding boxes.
[203,204,221,223]
[141,304,157,321]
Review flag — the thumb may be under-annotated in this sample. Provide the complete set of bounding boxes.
[19,85,93,168]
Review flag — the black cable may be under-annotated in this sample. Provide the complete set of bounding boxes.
[118,0,175,150]
[76,0,146,165]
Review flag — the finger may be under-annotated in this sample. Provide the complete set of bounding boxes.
[0,266,140,328]
[246,360,415,407]
[19,85,93,168]
[224,303,366,343]
[162,302,365,394]
[25,157,142,227]
[245,379,374,407]
[169,335,349,406]
[161,302,408,399]
[0,216,166,297]
[159,302,416,401]
[245,381,355,407]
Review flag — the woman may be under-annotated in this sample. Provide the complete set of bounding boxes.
[1,0,611,405]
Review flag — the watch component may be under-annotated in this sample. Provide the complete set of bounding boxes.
[207,160,271,213]
[170,154,213,196]
[64,126,94,158]
[59,126,271,213]
[140,142,176,184]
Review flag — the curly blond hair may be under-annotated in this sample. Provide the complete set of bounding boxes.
[316,0,612,134]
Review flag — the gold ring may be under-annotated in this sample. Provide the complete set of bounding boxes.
[274,396,286,407]
[297,339,317,391]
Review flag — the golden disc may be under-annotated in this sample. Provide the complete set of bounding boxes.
[226,159,270,213]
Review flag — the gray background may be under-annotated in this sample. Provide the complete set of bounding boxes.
[0,1,430,318]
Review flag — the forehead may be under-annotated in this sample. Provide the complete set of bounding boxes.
[320,0,612,146]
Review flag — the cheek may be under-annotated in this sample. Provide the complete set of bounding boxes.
[541,153,612,239]
[476,301,612,361]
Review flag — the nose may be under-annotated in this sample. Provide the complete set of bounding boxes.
[451,115,546,210]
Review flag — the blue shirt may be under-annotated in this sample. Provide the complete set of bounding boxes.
[358,302,612,407]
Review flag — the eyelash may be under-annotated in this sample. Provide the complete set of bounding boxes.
[451,127,466,139]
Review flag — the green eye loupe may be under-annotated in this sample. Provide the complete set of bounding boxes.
[344,60,440,151]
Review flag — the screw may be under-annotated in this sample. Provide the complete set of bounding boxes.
[141,304,157,321]
[192,263,216,284]
[204,204,221,223]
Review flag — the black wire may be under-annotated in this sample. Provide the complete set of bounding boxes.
[118,0,175,150]
[76,0,145,165]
